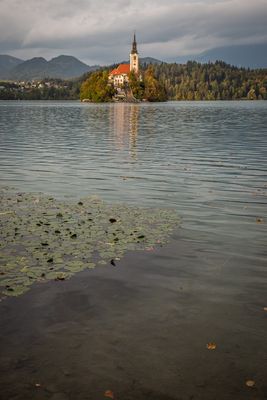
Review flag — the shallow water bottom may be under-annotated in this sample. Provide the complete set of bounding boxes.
[0,229,266,400]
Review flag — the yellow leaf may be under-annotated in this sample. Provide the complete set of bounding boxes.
[104,390,114,399]
[246,380,255,387]
[146,247,154,251]
[206,342,216,350]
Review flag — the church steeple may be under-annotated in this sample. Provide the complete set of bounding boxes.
[130,32,139,73]
[131,33,138,54]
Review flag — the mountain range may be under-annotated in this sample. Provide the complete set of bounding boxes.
[0,55,98,80]
[0,55,163,81]
[173,43,267,69]
[0,43,266,81]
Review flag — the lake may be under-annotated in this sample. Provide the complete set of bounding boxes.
[0,100,267,399]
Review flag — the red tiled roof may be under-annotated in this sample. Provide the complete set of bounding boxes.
[110,64,130,76]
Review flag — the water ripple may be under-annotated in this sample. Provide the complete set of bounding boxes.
[0,100,266,259]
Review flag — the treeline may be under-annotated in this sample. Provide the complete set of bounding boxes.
[80,61,267,102]
[0,80,80,100]
[1,61,266,101]
[152,61,267,100]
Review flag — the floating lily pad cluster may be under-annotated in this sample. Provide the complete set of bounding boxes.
[0,187,179,298]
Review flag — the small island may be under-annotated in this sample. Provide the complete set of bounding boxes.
[80,34,167,103]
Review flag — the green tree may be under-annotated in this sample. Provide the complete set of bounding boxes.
[129,71,145,100]
[80,70,115,102]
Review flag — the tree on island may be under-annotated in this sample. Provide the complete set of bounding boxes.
[129,66,167,101]
[128,71,145,100]
[80,70,115,102]
[80,66,167,103]
[143,65,167,102]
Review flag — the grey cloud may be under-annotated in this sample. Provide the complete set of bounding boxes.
[0,0,266,64]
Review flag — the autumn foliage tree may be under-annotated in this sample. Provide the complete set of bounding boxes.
[80,70,115,102]
[143,65,167,102]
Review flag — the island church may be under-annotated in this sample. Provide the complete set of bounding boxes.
[108,34,139,87]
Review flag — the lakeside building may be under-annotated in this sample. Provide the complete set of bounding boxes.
[109,34,139,88]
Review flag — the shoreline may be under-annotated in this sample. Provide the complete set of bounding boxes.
[0,98,265,102]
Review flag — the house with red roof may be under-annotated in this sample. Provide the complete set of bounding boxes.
[109,34,139,88]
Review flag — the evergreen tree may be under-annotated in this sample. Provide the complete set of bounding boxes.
[152,61,267,100]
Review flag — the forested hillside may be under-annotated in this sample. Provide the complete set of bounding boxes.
[152,61,267,100]
[1,61,266,101]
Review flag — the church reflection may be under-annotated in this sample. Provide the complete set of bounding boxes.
[110,104,139,160]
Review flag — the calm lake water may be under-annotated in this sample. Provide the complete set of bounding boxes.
[0,100,267,399]
[0,100,266,250]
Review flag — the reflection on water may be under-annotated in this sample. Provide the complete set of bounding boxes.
[110,103,139,160]
[0,100,266,259]
[129,105,138,160]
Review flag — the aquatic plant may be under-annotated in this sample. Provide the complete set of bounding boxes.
[0,187,179,298]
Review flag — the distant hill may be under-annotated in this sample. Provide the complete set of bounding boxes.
[174,43,267,69]
[197,43,267,69]
[10,57,49,80]
[140,57,162,65]
[118,57,162,66]
[0,55,99,80]
[0,55,24,79]
[48,55,98,78]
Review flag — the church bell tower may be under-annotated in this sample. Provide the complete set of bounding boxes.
[130,33,139,74]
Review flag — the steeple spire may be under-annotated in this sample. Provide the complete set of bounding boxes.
[131,32,138,54]
[130,32,139,73]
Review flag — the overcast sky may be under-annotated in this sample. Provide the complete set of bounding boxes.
[0,0,267,64]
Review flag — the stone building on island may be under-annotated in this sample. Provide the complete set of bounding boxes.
[108,33,139,88]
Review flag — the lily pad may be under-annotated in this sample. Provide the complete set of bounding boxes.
[0,186,179,299]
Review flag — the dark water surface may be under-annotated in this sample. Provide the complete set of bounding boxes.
[0,101,267,399]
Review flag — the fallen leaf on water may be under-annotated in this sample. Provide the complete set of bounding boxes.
[246,380,255,387]
[104,390,114,399]
[0,211,14,215]
[263,307,267,312]
[206,342,216,350]
[35,383,41,388]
